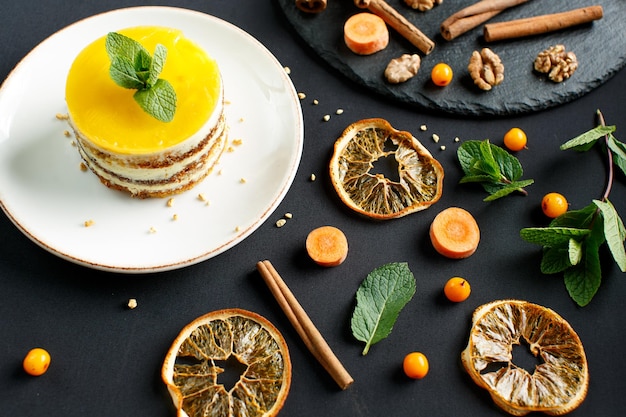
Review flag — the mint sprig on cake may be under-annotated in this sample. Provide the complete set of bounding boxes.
[105,32,177,122]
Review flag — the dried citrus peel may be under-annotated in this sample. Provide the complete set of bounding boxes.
[162,308,291,417]
[329,118,444,220]
[462,300,588,416]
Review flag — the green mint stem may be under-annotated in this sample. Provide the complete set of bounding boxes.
[597,109,614,202]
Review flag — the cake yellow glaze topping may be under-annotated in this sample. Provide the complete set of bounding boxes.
[65,26,227,198]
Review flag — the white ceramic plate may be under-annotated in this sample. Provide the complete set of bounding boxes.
[0,7,303,273]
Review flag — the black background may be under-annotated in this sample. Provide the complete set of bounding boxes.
[1,1,625,417]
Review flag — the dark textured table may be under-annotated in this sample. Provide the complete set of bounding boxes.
[1,1,625,417]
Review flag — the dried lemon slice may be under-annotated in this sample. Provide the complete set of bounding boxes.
[162,309,291,417]
[329,118,443,219]
[462,300,588,416]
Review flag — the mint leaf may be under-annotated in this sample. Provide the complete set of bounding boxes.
[594,199,626,272]
[105,32,176,122]
[105,32,147,62]
[520,227,590,246]
[484,179,534,202]
[560,125,615,151]
[351,262,416,355]
[134,79,177,123]
[109,56,144,89]
[147,44,167,87]
[607,135,626,177]
[564,239,602,307]
[540,244,572,274]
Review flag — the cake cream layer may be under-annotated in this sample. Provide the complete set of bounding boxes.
[72,112,228,198]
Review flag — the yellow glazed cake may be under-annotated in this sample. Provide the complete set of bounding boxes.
[65,26,227,198]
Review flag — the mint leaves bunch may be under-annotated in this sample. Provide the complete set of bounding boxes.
[105,32,176,122]
[457,139,534,201]
[520,111,626,307]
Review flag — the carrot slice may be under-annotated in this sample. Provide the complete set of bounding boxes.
[344,12,389,55]
[429,207,480,259]
[306,226,349,267]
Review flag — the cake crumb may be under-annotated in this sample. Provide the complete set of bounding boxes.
[454,137,460,142]
[63,130,72,137]
[198,193,208,202]
[235,226,241,232]
[276,218,287,228]
[310,173,316,182]
[336,108,344,115]
[167,198,175,207]
[312,99,319,105]
[323,115,331,122]
[284,66,291,75]
[227,146,235,153]
[432,134,440,143]
[240,178,247,184]
[284,212,293,219]
[127,298,138,309]
[420,124,427,131]
[440,145,446,151]
[172,214,179,221]
[55,113,69,120]
[238,117,245,123]
[149,226,157,233]
[79,162,88,172]
[298,92,306,100]
[84,219,95,227]
[232,138,243,146]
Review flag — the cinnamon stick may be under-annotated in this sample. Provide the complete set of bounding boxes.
[295,0,327,14]
[355,0,435,55]
[484,5,604,42]
[256,260,354,390]
[441,0,530,41]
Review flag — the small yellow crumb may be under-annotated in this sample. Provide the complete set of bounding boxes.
[310,173,316,182]
[298,92,306,100]
[284,66,291,74]
[55,113,69,120]
[336,108,344,115]
[432,134,440,143]
[127,299,138,309]
[224,99,232,105]
[172,214,179,221]
[284,212,293,219]
[84,219,94,227]
[312,99,319,105]
[235,226,241,232]
[218,169,223,176]
[440,145,446,151]
[420,124,427,131]
[227,146,235,153]
[167,198,175,207]
[71,141,77,147]
[454,137,460,142]
[63,130,71,137]
[238,117,245,123]
[79,162,88,172]
[276,218,287,228]
[323,115,331,122]
[198,193,208,202]
[149,226,157,233]
[232,138,243,146]
[240,178,247,184]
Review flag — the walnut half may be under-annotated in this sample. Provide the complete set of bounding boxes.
[404,0,443,12]
[534,45,578,83]
[384,54,421,84]
[468,48,504,91]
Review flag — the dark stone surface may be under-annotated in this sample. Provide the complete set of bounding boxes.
[278,0,626,116]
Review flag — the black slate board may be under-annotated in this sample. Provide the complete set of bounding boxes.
[277,0,626,116]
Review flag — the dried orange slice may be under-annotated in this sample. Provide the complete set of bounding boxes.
[462,300,588,416]
[162,309,291,417]
[329,118,444,219]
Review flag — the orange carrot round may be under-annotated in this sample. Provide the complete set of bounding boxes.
[306,226,349,267]
[429,207,480,259]
[344,12,389,55]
